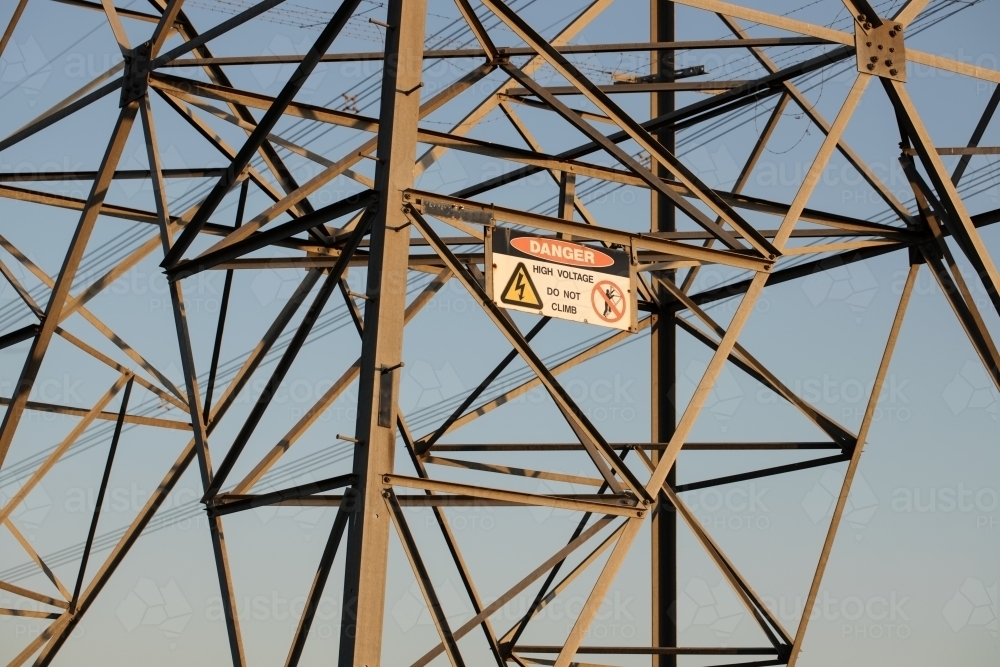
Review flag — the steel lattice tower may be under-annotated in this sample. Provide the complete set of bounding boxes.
[0,0,998,665]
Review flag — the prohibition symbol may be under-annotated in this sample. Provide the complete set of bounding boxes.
[592,281,625,323]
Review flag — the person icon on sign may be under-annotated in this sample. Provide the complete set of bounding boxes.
[592,281,625,324]
[602,286,621,319]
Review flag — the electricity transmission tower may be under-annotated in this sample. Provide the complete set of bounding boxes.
[0,0,997,665]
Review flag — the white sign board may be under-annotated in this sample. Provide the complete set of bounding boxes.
[488,227,636,332]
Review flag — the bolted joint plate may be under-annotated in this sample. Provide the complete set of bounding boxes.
[120,41,153,107]
[855,20,906,82]
[419,198,495,227]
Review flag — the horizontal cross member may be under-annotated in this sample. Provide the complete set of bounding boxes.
[155,37,830,66]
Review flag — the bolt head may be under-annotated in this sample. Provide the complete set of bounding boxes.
[895,24,903,31]
[867,63,875,71]
[865,22,872,29]
[858,13,866,20]
[890,68,899,76]
[889,30,896,37]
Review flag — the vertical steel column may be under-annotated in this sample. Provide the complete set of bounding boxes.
[339,0,426,664]
[650,2,677,665]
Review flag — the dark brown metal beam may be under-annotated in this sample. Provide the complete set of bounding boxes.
[162,0,363,266]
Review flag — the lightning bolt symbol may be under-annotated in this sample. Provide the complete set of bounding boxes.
[514,272,526,300]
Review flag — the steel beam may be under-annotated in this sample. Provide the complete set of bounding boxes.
[70,377,133,612]
[202,214,371,499]
[285,490,354,667]
[399,417,506,666]
[337,1,426,663]
[142,93,247,667]
[385,489,466,667]
[453,45,854,200]
[407,208,651,499]
[409,517,617,667]
[883,78,1000,318]
[1,4,998,665]
[161,0,363,265]
[0,104,137,468]
[650,3,677,664]
[787,265,918,666]
[952,84,1000,185]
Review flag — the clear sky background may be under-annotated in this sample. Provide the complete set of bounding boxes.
[0,0,998,665]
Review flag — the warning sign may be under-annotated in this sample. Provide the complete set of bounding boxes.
[488,227,636,332]
[500,262,543,309]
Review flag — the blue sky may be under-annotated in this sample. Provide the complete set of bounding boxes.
[0,0,998,665]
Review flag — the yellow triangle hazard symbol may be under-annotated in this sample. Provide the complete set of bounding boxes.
[500,262,543,310]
